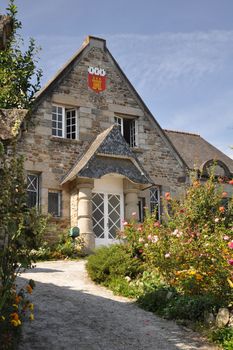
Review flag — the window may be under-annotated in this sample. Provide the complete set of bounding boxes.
[138,197,146,222]
[48,191,61,217]
[52,105,78,139]
[150,187,160,219]
[114,116,138,147]
[27,174,39,208]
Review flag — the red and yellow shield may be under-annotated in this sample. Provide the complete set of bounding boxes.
[88,66,106,93]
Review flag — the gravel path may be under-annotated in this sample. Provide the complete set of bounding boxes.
[18,260,218,350]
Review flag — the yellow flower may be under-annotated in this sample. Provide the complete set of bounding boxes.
[28,303,34,311]
[29,313,34,321]
[196,274,203,281]
[227,277,233,288]
[0,316,5,321]
[11,318,21,327]
[12,304,18,310]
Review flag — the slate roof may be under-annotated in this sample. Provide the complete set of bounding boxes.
[0,109,28,140]
[61,125,153,186]
[165,129,233,173]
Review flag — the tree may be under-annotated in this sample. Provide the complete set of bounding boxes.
[0,0,42,109]
[0,2,46,338]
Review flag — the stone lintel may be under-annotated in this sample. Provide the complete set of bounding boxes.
[108,104,144,117]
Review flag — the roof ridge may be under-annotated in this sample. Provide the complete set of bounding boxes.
[164,129,200,137]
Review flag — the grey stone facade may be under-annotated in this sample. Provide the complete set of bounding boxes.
[14,36,188,247]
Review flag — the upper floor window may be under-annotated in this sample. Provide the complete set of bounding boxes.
[27,173,40,209]
[114,116,138,147]
[52,105,78,139]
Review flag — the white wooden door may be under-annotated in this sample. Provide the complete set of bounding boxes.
[92,192,123,246]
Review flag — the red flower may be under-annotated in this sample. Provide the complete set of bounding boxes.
[228,259,233,266]
[219,206,225,213]
[165,192,171,201]
[229,179,233,185]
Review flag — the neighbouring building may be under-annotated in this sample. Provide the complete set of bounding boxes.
[1,36,233,250]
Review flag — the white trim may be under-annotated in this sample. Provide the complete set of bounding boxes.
[52,104,79,140]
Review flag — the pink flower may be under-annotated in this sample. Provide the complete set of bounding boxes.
[224,235,230,241]
[152,235,159,243]
[165,192,171,201]
[132,212,137,217]
[147,234,152,241]
[165,253,171,258]
[228,259,233,266]
[154,221,160,227]
[228,241,233,249]
[139,237,144,243]
[123,221,128,226]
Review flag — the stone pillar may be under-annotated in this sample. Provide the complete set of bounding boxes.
[125,189,139,221]
[77,181,95,251]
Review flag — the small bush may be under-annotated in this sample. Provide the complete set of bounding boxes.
[163,294,222,321]
[31,231,85,261]
[87,244,143,284]
[210,327,233,350]
[137,286,176,314]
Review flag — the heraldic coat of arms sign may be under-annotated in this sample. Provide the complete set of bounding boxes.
[88,66,106,93]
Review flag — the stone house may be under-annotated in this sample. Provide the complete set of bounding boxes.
[1,36,233,250]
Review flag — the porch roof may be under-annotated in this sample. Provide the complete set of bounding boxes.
[61,125,153,186]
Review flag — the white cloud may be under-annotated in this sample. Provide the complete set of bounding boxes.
[106,31,233,90]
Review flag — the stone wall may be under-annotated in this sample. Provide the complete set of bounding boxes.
[16,37,187,235]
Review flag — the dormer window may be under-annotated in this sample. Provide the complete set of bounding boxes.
[52,105,78,139]
[114,116,138,147]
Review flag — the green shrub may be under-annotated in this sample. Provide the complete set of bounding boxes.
[211,327,233,350]
[163,294,222,321]
[122,176,233,300]
[87,244,143,284]
[137,286,176,314]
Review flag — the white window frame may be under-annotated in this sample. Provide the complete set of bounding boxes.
[52,105,78,140]
[27,173,40,209]
[48,190,62,217]
[114,115,138,147]
[150,187,161,220]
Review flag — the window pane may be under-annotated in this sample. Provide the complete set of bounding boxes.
[66,109,76,139]
[150,187,160,220]
[48,192,61,217]
[27,174,39,208]
[52,105,64,137]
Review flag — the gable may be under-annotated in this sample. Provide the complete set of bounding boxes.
[34,36,187,171]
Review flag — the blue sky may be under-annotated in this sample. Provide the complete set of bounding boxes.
[1,0,233,158]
